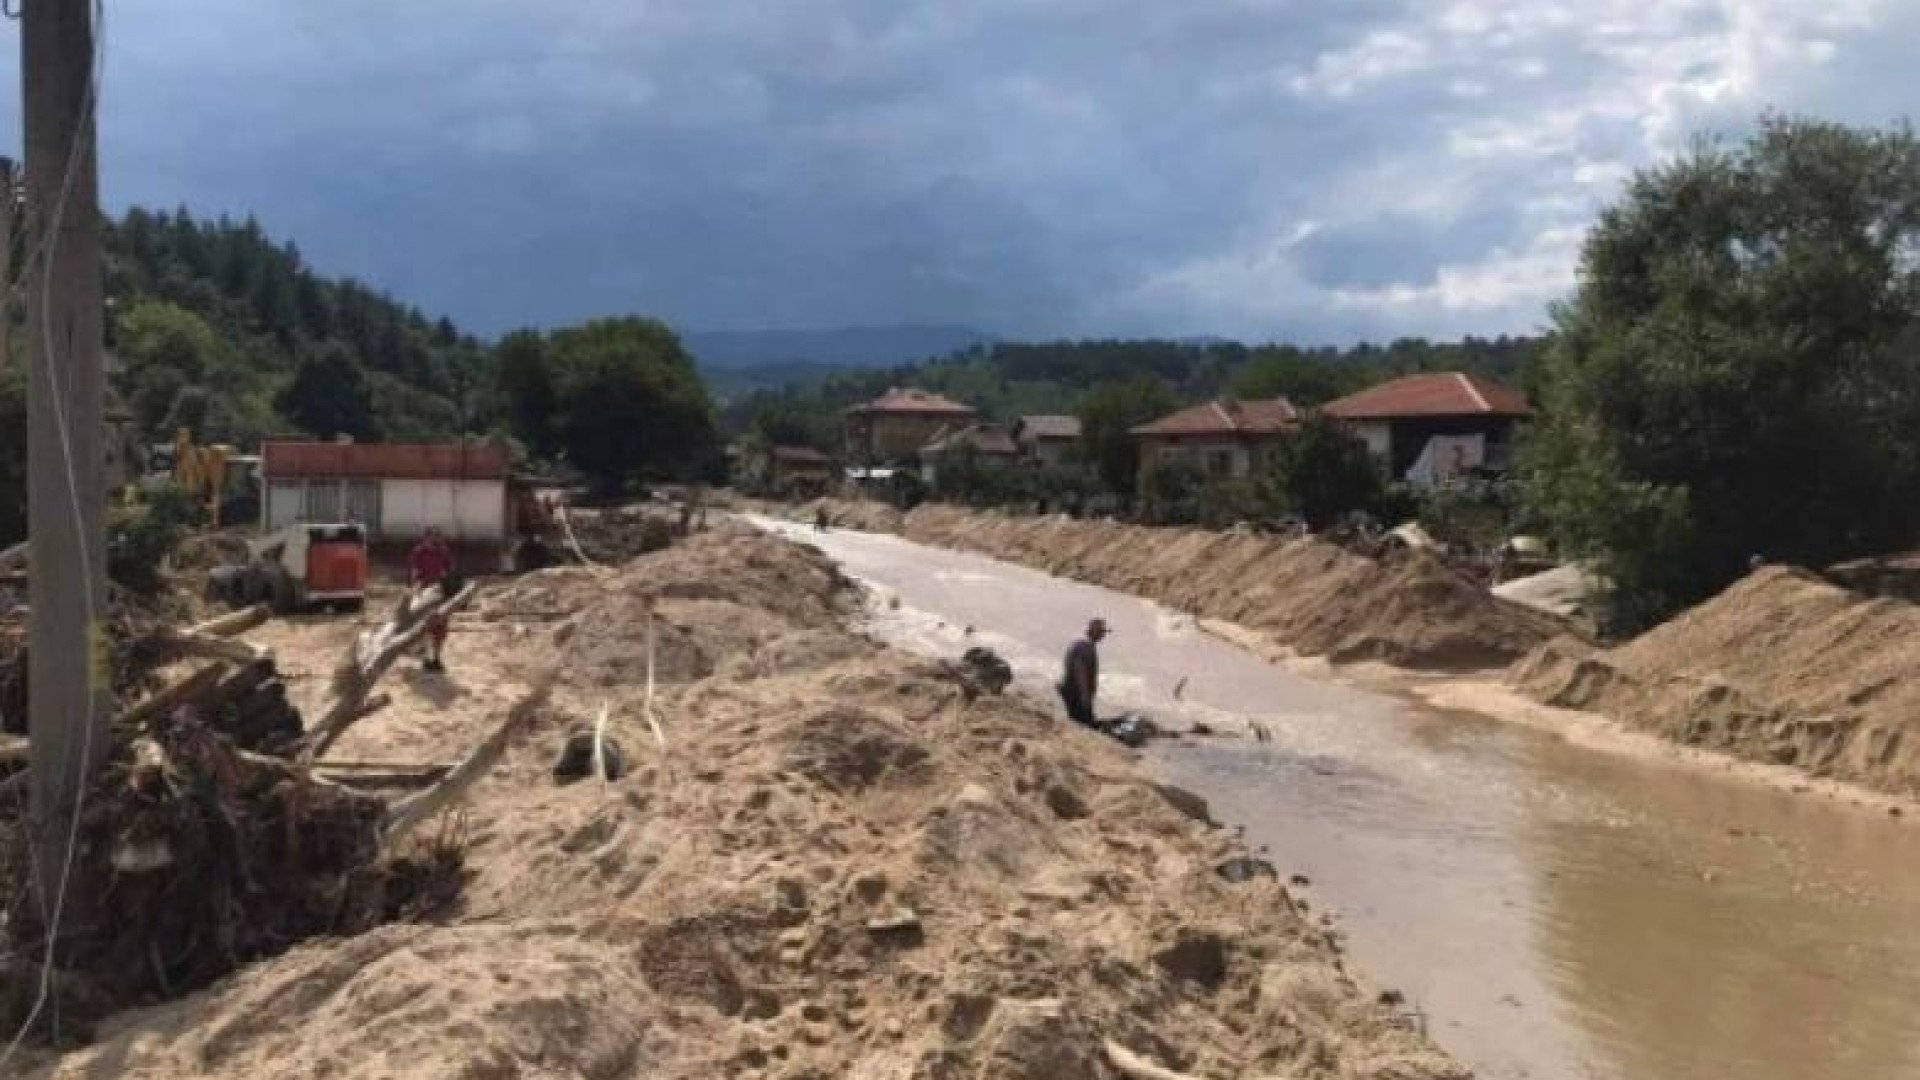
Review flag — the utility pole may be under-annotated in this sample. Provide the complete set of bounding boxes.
[23,0,109,932]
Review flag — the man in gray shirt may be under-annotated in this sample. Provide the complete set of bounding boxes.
[1057,618,1108,728]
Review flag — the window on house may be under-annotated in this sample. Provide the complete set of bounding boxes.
[305,480,342,522]
[1209,450,1231,475]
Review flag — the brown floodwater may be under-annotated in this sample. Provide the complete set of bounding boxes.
[751,517,1920,1080]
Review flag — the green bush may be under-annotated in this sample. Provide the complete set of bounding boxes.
[1268,414,1389,529]
[1195,476,1268,528]
[109,482,196,595]
[1140,457,1205,525]
[1415,479,1518,552]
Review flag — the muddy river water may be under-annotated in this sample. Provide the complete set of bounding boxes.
[751,518,1920,1080]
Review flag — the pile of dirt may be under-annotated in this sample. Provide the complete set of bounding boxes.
[31,523,1462,1080]
[479,527,871,688]
[799,496,905,534]
[803,500,1562,671]
[561,506,679,564]
[1509,566,1920,796]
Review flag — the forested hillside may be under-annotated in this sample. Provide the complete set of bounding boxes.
[101,207,496,445]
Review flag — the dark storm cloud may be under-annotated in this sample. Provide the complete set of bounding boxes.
[0,0,1913,341]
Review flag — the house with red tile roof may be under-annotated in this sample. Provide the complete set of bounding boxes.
[843,387,978,465]
[1130,398,1299,494]
[1322,371,1531,485]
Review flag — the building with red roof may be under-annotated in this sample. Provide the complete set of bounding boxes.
[1129,398,1299,494]
[844,387,978,465]
[1322,372,1531,484]
[261,439,513,543]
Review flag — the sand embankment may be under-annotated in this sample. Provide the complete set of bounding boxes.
[804,499,1562,671]
[1508,566,1920,799]
[34,523,1460,1080]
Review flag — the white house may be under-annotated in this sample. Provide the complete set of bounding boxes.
[260,440,512,544]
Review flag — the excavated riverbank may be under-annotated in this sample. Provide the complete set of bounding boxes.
[30,523,1459,1080]
[1509,565,1920,799]
[801,500,1562,671]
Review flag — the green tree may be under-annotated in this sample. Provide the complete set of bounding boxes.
[929,442,1029,507]
[1270,413,1388,529]
[276,344,381,441]
[113,300,230,440]
[371,371,461,440]
[1230,347,1359,406]
[750,400,830,449]
[1077,376,1177,500]
[548,317,718,494]
[496,329,558,458]
[1523,115,1920,630]
[1139,455,1204,525]
[165,385,279,448]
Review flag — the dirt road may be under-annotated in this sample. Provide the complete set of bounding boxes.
[754,516,1920,1080]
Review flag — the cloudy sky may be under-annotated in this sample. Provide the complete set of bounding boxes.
[2,0,1916,342]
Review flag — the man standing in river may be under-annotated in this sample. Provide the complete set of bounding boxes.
[1057,618,1108,729]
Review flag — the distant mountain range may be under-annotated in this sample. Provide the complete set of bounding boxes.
[682,324,998,372]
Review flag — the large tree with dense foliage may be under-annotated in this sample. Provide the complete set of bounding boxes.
[495,329,558,458]
[548,317,720,494]
[1523,116,1920,631]
[1270,413,1389,529]
[1076,376,1178,500]
[276,344,382,441]
[113,300,231,440]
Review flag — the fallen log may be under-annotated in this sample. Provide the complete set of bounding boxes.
[320,763,453,790]
[161,630,269,665]
[383,675,553,844]
[348,692,392,724]
[185,604,270,639]
[304,581,478,760]
[318,757,452,772]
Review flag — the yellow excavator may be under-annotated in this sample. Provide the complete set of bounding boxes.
[168,428,261,528]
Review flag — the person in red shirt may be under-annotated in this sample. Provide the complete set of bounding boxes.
[409,526,456,673]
